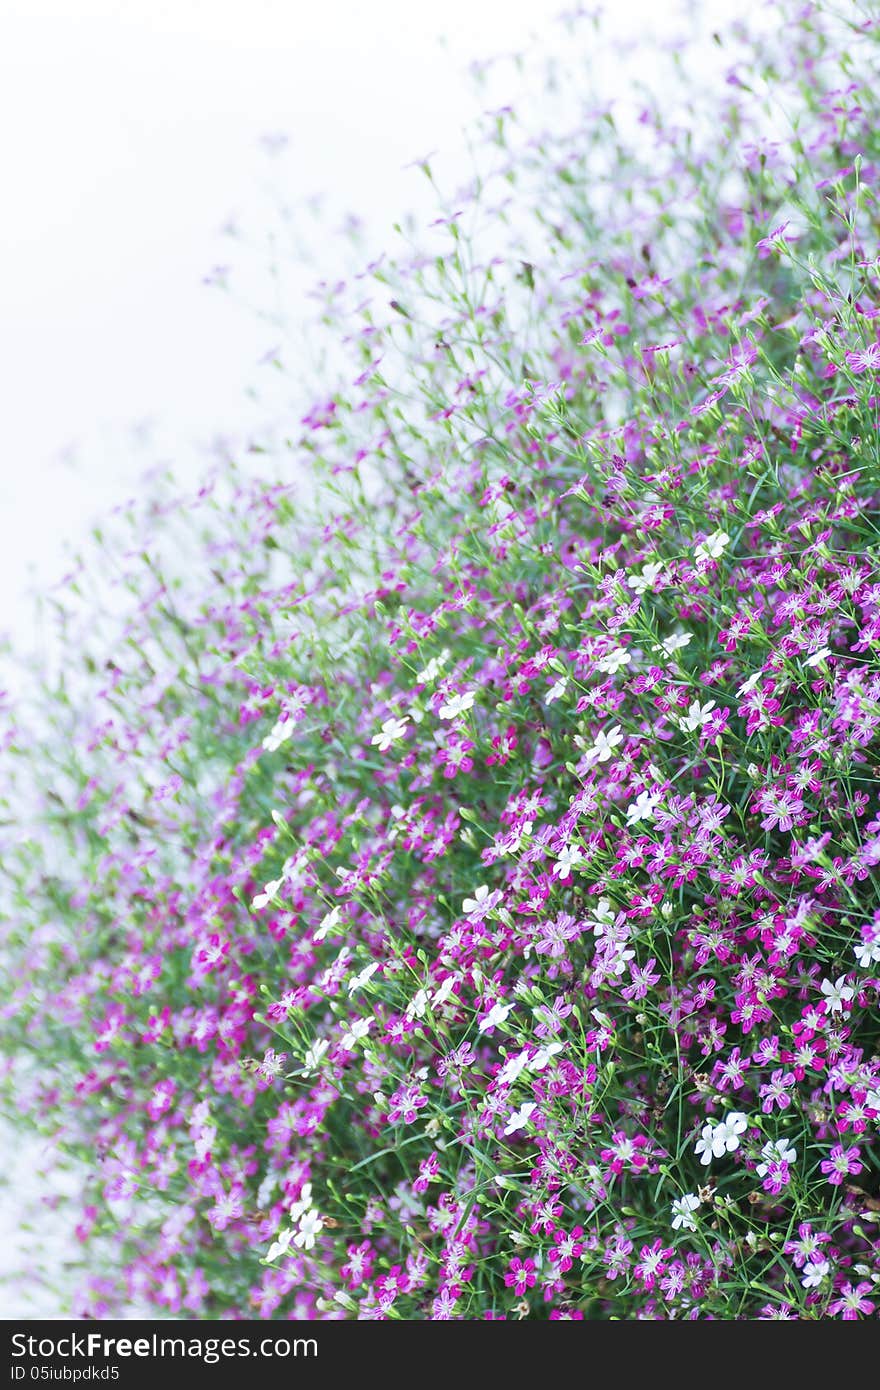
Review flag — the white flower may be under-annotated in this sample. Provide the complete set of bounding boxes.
[671,1193,701,1231]
[531,1042,564,1071]
[588,898,618,935]
[497,1050,531,1086]
[626,789,662,826]
[478,1001,515,1034]
[694,529,731,563]
[417,650,449,683]
[262,718,294,752]
[694,1112,748,1164]
[694,1123,716,1166]
[314,905,342,941]
[503,1102,537,1137]
[432,975,459,1009]
[607,946,635,977]
[545,675,568,703]
[552,843,585,881]
[854,936,880,969]
[281,850,311,889]
[756,1138,797,1176]
[736,671,762,698]
[493,819,532,856]
[299,1040,330,1076]
[584,724,624,765]
[438,690,475,720]
[595,646,632,675]
[370,716,409,751]
[293,1208,324,1251]
[265,1227,294,1262]
[677,699,716,733]
[626,561,664,595]
[288,1183,314,1222]
[348,962,380,995]
[256,1173,277,1210]
[252,878,282,910]
[804,647,831,668]
[340,1017,373,1050]
[653,630,692,659]
[714,1112,749,1155]
[820,974,855,1013]
[462,885,492,916]
[405,988,429,1021]
[801,1258,831,1290]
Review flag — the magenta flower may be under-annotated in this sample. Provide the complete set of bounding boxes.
[820,1144,864,1186]
[634,1240,674,1290]
[504,1257,537,1295]
[827,1282,875,1319]
[621,956,661,1001]
[844,342,880,373]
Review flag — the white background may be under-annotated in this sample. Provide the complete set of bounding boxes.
[0,0,741,648]
[1,0,579,648]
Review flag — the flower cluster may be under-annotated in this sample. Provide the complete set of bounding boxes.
[1,0,879,1320]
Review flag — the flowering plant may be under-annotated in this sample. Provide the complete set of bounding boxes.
[1,0,879,1320]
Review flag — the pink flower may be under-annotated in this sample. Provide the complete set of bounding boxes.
[504,1256,537,1295]
[621,956,661,1001]
[828,1281,875,1319]
[845,342,880,373]
[634,1240,674,1290]
[819,1143,864,1186]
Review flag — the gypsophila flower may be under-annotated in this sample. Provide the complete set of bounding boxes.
[348,962,380,995]
[265,1228,294,1263]
[596,646,631,675]
[845,342,880,374]
[545,675,568,703]
[462,884,501,918]
[670,1193,701,1232]
[370,716,409,751]
[583,724,624,765]
[756,1138,797,1174]
[854,926,880,969]
[653,630,692,658]
[694,1124,716,1166]
[405,988,429,1021]
[298,1040,330,1076]
[478,1001,515,1035]
[820,975,855,1014]
[503,1102,537,1137]
[695,1112,749,1164]
[626,789,662,825]
[804,647,831,668]
[828,1282,876,1319]
[531,1042,564,1070]
[551,843,585,881]
[801,1259,831,1290]
[676,699,716,733]
[251,878,282,910]
[437,690,475,720]
[736,670,762,698]
[314,905,342,941]
[262,718,294,752]
[416,650,450,683]
[626,561,664,594]
[293,1208,324,1251]
[694,529,731,563]
[820,1144,864,1186]
[340,1018,373,1050]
